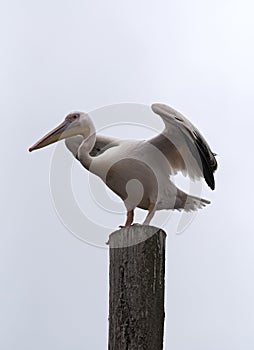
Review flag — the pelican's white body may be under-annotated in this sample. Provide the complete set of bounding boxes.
[30,103,217,225]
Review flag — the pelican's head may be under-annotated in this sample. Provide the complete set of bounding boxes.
[29,112,92,152]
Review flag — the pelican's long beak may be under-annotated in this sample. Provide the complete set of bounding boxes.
[29,120,72,152]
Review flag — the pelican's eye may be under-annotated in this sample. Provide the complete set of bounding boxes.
[66,114,79,122]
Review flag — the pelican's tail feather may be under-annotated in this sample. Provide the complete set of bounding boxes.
[175,190,211,212]
[183,194,210,212]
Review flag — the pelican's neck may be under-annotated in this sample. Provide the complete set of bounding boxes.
[77,123,96,170]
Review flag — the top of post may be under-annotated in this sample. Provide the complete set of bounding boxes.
[108,224,166,249]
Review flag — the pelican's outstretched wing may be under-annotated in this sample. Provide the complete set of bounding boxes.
[149,103,217,190]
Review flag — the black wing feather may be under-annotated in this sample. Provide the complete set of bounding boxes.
[193,131,217,190]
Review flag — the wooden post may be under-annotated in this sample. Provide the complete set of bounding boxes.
[108,224,166,350]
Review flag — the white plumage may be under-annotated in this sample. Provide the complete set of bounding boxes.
[29,103,217,226]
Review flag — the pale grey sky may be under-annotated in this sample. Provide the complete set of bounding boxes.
[1,0,254,349]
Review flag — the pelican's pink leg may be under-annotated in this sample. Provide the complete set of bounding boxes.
[122,210,134,227]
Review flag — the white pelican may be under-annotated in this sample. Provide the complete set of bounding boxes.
[29,103,217,227]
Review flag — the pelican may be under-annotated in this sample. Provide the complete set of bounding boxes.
[29,103,217,226]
